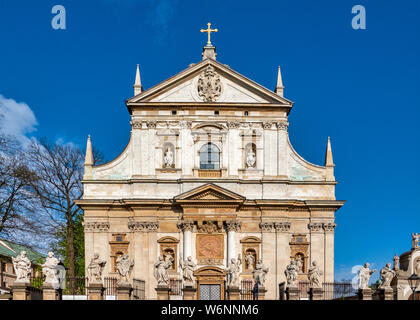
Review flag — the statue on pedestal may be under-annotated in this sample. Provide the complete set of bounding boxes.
[154,255,172,286]
[42,252,60,287]
[12,251,31,283]
[163,148,173,168]
[308,261,322,288]
[378,263,396,289]
[412,233,420,249]
[87,253,107,284]
[252,259,269,286]
[358,263,376,290]
[227,254,242,287]
[180,256,196,286]
[245,252,255,270]
[295,256,303,273]
[285,260,299,287]
[116,254,134,284]
[246,149,256,168]
[393,253,400,271]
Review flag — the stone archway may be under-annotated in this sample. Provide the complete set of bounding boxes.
[194,266,226,300]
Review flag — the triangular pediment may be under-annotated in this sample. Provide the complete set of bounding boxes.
[174,184,245,201]
[127,59,293,106]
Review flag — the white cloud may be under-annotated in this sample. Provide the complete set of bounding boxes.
[0,94,38,146]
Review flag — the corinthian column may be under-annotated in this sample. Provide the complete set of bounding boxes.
[177,220,194,259]
[225,220,241,266]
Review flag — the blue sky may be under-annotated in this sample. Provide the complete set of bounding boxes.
[0,0,419,281]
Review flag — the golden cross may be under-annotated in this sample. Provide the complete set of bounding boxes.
[200,22,218,46]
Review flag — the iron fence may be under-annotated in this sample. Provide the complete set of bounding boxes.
[240,280,254,300]
[104,277,118,296]
[169,279,183,299]
[294,281,357,300]
[63,277,87,295]
[132,279,146,300]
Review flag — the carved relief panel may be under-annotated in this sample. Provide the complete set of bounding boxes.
[196,234,224,265]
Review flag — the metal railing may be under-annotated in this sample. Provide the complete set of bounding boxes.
[240,280,254,300]
[63,277,87,295]
[294,281,357,300]
[133,279,146,300]
[169,279,183,299]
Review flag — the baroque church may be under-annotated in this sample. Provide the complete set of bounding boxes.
[76,25,345,300]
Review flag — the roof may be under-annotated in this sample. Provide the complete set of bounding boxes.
[0,238,46,263]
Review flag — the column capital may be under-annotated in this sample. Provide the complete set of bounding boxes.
[83,221,110,232]
[308,222,323,233]
[146,121,157,129]
[128,220,159,232]
[273,222,291,233]
[276,121,289,131]
[227,121,240,129]
[177,220,194,232]
[259,222,275,232]
[179,120,192,129]
[323,222,337,232]
[262,121,273,130]
[225,220,241,232]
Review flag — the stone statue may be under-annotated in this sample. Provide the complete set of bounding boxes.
[41,252,60,287]
[252,259,269,286]
[227,254,242,287]
[11,251,31,283]
[163,148,173,168]
[180,256,196,286]
[87,253,107,284]
[285,260,299,287]
[393,253,400,271]
[358,263,376,290]
[245,252,255,270]
[246,149,256,168]
[295,256,303,273]
[154,255,172,286]
[415,259,420,276]
[308,261,322,288]
[116,254,134,284]
[378,263,396,289]
[412,233,420,249]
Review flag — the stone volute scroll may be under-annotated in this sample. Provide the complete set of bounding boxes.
[308,261,322,288]
[12,251,32,284]
[87,253,107,284]
[197,65,222,102]
[116,254,134,284]
[378,263,396,289]
[357,262,376,290]
[42,252,60,288]
[252,259,269,287]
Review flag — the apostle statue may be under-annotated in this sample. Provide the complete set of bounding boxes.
[358,263,376,290]
[378,263,396,289]
[412,233,420,249]
[246,149,256,168]
[11,251,31,283]
[227,254,242,287]
[180,256,196,286]
[245,252,255,270]
[308,261,322,288]
[393,253,400,271]
[163,148,173,168]
[116,254,134,284]
[285,260,299,287]
[154,255,172,286]
[252,259,269,287]
[87,253,107,284]
[42,252,60,287]
[295,256,303,273]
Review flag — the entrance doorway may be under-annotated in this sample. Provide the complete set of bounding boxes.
[194,266,226,300]
[199,284,221,300]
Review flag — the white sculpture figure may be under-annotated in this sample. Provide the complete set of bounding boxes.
[393,253,400,271]
[163,148,173,168]
[180,256,196,286]
[87,253,107,284]
[358,263,376,290]
[154,255,172,286]
[245,252,255,270]
[412,233,420,249]
[116,254,134,284]
[285,260,299,287]
[227,254,242,287]
[308,261,322,288]
[295,256,303,273]
[246,149,256,168]
[42,252,60,287]
[378,263,396,289]
[11,251,31,283]
[252,259,269,286]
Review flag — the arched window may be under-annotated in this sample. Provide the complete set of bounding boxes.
[200,143,220,169]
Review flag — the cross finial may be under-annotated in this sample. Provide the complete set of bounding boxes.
[200,22,218,46]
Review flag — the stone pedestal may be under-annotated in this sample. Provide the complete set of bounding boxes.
[309,287,323,300]
[227,286,240,300]
[11,282,30,300]
[42,283,59,300]
[182,286,196,300]
[286,286,299,301]
[88,282,105,300]
[117,283,133,300]
[155,285,171,300]
[378,288,394,301]
[358,288,373,300]
[255,286,267,300]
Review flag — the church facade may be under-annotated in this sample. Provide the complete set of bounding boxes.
[76,36,344,300]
